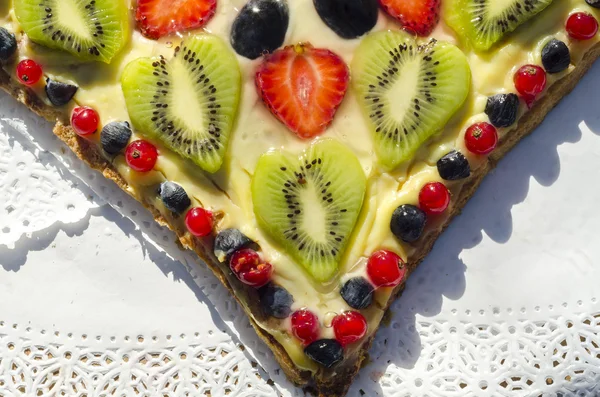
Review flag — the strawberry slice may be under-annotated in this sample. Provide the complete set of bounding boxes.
[255,43,349,139]
[135,0,217,40]
[379,0,441,37]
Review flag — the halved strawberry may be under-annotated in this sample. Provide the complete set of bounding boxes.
[379,0,441,37]
[255,43,349,139]
[135,0,217,40]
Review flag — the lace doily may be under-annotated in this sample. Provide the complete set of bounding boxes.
[2,61,600,397]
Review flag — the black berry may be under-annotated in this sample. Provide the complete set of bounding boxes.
[45,78,78,107]
[259,283,293,319]
[437,150,471,181]
[159,181,191,214]
[313,0,379,39]
[340,277,374,309]
[485,93,520,128]
[586,0,600,8]
[541,39,571,74]
[101,121,132,155]
[213,229,255,262]
[0,27,17,61]
[390,204,426,243]
[304,339,344,368]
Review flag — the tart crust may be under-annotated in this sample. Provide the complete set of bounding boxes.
[2,41,600,396]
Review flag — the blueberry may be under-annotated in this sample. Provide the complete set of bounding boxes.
[485,93,520,128]
[45,78,78,107]
[259,283,293,319]
[159,181,191,214]
[213,229,255,262]
[230,0,289,60]
[100,121,132,155]
[541,39,571,74]
[437,150,471,181]
[313,0,379,39]
[586,0,600,8]
[390,204,426,243]
[304,339,343,368]
[340,277,374,310]
[0,27,17,61]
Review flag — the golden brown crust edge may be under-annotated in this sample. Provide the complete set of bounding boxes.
[1,41,599,397]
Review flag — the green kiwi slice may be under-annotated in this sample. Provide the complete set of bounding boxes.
[252,140,366,283]
[444,0,553,51]
[121,35,241,174]
[14,0,129,63]
[353,31,471,170]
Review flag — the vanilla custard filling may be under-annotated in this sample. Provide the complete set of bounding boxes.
[2,0,599,371]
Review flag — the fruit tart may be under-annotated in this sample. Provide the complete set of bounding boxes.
[1,0,600,395]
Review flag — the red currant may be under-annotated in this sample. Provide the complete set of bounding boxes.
[419,182,450,215]
[291,309,320,345]
[71,106,99,136]
[16,59,43,86]
[332,311,367,346]
[465,122,498,155]
[566,12,598,40]
[125,140,158,172]
[230,249,273,288]
[367,250,406,288]
[185,207,213,237]
[514,65,546,101]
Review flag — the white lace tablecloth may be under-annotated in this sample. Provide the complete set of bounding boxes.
[2,62,600,397]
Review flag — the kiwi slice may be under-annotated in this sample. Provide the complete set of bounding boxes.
[121,35,241,173]
[444,0,553,51]
[252,140,366,283]
[353,31,471,170]
[14,0,129,63]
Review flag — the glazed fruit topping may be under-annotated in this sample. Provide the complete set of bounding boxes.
[313,0,379,39]
[71,106,99,136]
[390,204,427,243]
[587,0,600,9]
[256,43,349,139]
[367,250,405,288]
[185,207,214,238]
[541,39,571,74]
[213,229,255,262]
[464,122,498,155]
[566,12,598,41]
[126,140,158,172]
[340,277,374,310]
[230,248,273,288]
[0,27,17,61]
[514,65,546,104]
[332,311,367,346]
[419,182,450,215]
[259,283,294,319]
[291,309,320,346]
[45,79,78,107]
[379,0,441,37]
[16,59,42,86]
[231,0,289,60]
[437,150,471,181]
[101,121,133,155]
[304,339,343,368]
[135,0,216,39]
[159,181,191,214]
[485,94,519,128]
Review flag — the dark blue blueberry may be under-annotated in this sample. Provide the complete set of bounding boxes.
[100,121,132,155]
[159,181,191,214]
[304,339,343,368]
[390,204,426,243]
[340,277,374,310]
[259,283,293,319]
[230,0,289,60]
[485,93,520,128]
[213,229,255,262]
[0,27,17,61]
[313,0,379,39]
[45,78,78,107]
[586,0,600,8]
[437,150,471,181]
[541,39,571,74]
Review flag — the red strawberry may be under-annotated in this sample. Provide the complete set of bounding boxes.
[255,43,349,139]
[379,0,441,36]
[135,0,217,40]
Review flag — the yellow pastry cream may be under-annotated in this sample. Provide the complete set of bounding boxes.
[1,0,599,372]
